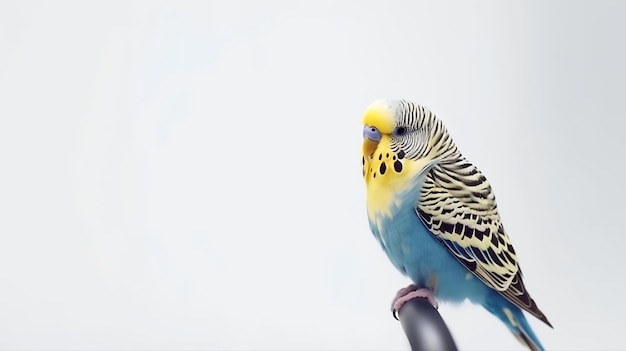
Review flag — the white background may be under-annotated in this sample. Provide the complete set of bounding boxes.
[1,1,625,350]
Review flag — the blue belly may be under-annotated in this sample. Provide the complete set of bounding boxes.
[369,206,490,304]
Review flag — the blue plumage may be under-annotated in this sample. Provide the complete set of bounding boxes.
[369,196,545,350]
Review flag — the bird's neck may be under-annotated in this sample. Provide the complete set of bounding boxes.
[364,157,434,221]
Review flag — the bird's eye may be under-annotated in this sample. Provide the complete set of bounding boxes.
[394,127,407,136]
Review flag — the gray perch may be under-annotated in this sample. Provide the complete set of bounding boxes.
[398,298,458,351]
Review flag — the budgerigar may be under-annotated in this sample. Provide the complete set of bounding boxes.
[361,99,552,351]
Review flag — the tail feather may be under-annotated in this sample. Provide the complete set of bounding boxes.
[483,292,546,351]
[509,309,544,351]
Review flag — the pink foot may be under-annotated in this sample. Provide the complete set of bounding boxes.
[391,285,438,320]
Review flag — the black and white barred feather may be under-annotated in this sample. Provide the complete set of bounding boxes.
[390,100,552,327]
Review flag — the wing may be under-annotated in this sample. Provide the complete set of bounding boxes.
[417,158,552,327]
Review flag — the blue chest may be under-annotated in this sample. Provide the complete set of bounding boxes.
[368,207,488,303]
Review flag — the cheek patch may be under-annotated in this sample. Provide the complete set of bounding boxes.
[379,162,387,175]
[362,140,407,181]
[394,160,403,173]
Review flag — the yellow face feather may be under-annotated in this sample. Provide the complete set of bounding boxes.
[362,100,396,134]
[361,102,433,220]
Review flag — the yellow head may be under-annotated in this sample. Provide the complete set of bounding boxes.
[361,99,457,217]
